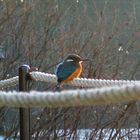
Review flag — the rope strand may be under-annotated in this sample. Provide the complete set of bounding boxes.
[0,72,140,89]
[0,76,18,89]
[0,84,139,107]
[30,71,140,88]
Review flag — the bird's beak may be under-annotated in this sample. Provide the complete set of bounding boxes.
[81,58,90,61]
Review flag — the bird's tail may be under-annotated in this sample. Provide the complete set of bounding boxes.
[54,83,62,91]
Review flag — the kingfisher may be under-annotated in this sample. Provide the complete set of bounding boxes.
[55,54,89,88]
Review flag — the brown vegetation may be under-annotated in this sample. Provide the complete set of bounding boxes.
[0,0,140,139]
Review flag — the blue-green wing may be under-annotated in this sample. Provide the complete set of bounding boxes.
[55,61,77,83]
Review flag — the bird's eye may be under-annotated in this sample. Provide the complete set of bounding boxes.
[66,59,74,62]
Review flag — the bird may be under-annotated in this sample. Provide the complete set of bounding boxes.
[55,54,89,89]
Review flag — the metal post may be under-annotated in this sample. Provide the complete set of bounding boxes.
[19,65,31,140]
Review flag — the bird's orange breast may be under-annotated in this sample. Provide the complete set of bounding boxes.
[62,62,82,84]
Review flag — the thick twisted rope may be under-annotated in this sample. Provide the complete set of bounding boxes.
[0,71,140,89]
[30,72,140,88]
[0,83,139,107]
[0,76,18,89]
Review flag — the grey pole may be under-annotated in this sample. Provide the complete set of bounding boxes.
[19,64,31,140]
